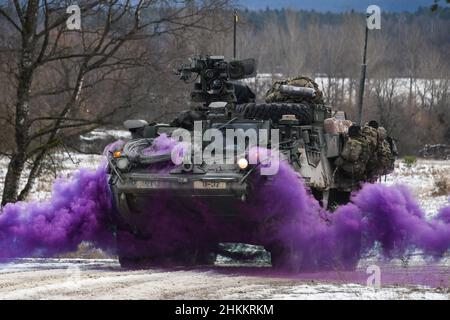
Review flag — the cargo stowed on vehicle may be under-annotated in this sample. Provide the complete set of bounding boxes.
[106,55,397,269]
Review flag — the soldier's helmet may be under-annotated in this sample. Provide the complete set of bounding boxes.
[348,124,362,138]
[265,76,324,105]
[368,120,379,129]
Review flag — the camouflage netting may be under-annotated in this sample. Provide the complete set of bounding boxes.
[265,76,324,105]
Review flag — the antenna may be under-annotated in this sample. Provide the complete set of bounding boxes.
[233,10,238,59]
[357,14,370,125]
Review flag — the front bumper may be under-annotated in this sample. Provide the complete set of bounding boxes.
[111,172,247,195]
[109,172,249,220]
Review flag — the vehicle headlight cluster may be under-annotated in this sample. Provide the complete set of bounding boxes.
[116,157,130,170]
[237,158,249,170]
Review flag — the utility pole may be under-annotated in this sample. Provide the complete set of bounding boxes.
[233,10,238,59]
[357,14,369,125]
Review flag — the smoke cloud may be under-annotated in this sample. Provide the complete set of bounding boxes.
[0,136,449,277]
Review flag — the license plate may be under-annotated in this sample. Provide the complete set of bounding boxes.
[136,180,168,189]
[193,181,227,189]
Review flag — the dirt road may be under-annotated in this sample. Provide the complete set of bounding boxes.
[0,258,448,300]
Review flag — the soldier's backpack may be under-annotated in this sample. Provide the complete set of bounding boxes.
[265,76,324,105]
[336,137,370,179]
[378,140,395,175]
[361,125,378,153]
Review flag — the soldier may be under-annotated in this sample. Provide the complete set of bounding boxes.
[362,120,380,178]
[376,127,396,175]
[335,124,370,181]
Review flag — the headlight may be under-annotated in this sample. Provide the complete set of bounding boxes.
[116,157,130,170]
[237,158,249,170]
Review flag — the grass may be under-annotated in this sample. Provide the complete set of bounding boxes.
[432,173,450,197]
[403,155,417,168]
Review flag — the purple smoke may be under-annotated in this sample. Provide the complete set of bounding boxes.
[349,183,450,258]
[0,136,449,277]
[0,167,114,258]
[141,134,178,156]
[243,161,450,270]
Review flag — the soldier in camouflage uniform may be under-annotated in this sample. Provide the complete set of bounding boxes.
[360,120,396,178]
[376,126,396,175]
[335,124,370,181]
[265,76,324,105]
[362,120,380,178]
[264,78,396,182]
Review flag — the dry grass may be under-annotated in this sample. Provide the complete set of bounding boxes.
[432,173,450,197]
[56,242,116,259]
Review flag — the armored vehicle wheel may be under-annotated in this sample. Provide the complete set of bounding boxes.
[268,244,304,273]
[118,251,217,269]
[311,188,351,211]
[326,190,351,210]
[118,253,216,269]
[236,103,313,125]
[116,229,217,269]
[118,256,153,269]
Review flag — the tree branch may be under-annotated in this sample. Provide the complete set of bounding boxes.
[0,7,22,32]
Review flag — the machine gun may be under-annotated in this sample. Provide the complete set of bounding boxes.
[175,55,256,105]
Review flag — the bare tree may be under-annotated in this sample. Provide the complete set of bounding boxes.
[0,0,231,205]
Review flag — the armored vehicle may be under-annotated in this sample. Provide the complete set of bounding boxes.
[106,56,395,269]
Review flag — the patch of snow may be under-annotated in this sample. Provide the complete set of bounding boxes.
[80,128,131,141]
[264,283,449,300]
[380,159,450,218]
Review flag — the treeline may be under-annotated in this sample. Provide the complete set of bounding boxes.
[194,8,450,154]
[239,9,449,154]
[231,8,450,77]
[0,3,449,162]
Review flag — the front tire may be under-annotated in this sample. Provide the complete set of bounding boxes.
[116,229,217,269]
[268,243,304,273]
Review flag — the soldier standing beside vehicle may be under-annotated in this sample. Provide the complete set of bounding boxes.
[335,124,370,181]
[376,126,396,176]
[362,120,380,179]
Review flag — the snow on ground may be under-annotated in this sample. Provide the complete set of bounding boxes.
[381,159,450,218]
[0,153,103,202]
[0,156,448,299]
[0,259,448,300]
[243,75,445,105]
[80,129,131,141]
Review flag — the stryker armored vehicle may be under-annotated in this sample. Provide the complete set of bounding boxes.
[106,55,394,269]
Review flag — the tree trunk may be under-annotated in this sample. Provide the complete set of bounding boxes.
[1,70,33,205]
[408,76,413,106]
[1,0,39,206]
[17,153,44,202]
[348,78,354,107]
